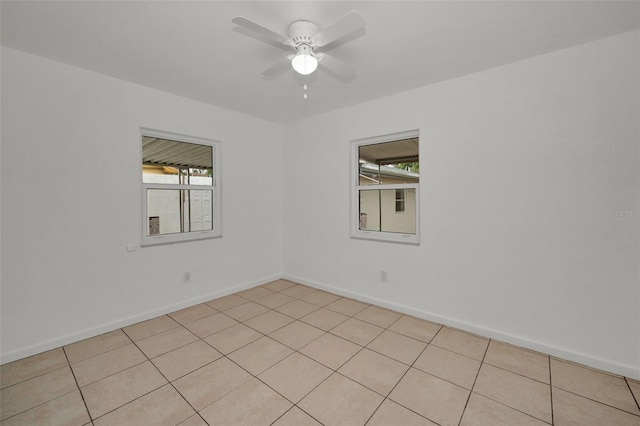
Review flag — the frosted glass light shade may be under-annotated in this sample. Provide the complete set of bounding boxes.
[291,45,318,75]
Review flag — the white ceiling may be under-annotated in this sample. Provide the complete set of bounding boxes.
[2,1,638,123]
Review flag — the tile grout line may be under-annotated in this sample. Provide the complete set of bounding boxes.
[550,384,640,418]
[466,343,554,425]
[548,350,640,417]
[0,362,69,392]
[66,335,131,366]
[243,309,323,336]
[250,356,328,425]
[456,337,491,426]
[0,370,82,424]
[187,311,244,340]
[62,346,93,424]
[363,320,445,425]
[476,358,553,386]
[462,340,555,425]
[182,353,252,419]
[205,329,266,358]
[267,405,299,426]
[197,290,334,414]
[290,402,328,425]
[164,328,236,426]
[374,311,442,423]
[465,392,554,425]
[471,350,553,425]
[194,345,323,421]
[121,316,181,343]
[154,367,212,425]
[69,321,205,423]
[361,393,388,426]
[329,330,414,400]
[549,355,555,425]
[117,331,205,425]
[471,344,638,421]
[248,295,388,425]
[626,378,640,412]
[272,298,325,318]
[0,348,73,392]
[136,331,202,360]
[359,314,417,426]
[287,335,369,425]
[549,355,629,379]
[168,307,220,328]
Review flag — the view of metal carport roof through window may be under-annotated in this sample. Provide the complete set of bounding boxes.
[142,136,213,175]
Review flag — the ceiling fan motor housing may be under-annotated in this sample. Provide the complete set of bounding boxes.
[288,20,320,47]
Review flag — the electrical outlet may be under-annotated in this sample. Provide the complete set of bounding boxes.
[380,271,388,282]
[183,271,191,283]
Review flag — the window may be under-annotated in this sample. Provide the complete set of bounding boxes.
[351,130,419,244]
[141,128,221,246]
[395,189,405,212]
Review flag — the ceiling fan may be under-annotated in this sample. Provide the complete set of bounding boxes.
[232,11,366,81]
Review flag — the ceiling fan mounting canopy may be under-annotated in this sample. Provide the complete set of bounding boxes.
[287,20,321,47]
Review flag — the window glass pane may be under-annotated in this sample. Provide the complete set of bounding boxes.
[189,168,213,186]
[359,189,380,231]
[143,165,180,184]
[358,162,380,185]
[187,190,213,231]
[146,189,213,236]
[142,137,213,183]
[381,189,415,234]
[357,139,419,186]
[359,189,416,234]
[147,189,181,235]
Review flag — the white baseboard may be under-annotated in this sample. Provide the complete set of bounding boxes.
[283,274,640,380]
[0,275,281,365]
[4,273,638,381]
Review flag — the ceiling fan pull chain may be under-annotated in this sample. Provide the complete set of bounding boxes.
[303,83,308,99]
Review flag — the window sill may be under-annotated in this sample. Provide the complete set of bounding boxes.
[141,232,221,247]
[351,231,420,245]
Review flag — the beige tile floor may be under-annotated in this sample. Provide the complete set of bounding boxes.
[1,279,639,426]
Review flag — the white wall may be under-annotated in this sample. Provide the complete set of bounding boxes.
[283,31,640,378]
[0,47,284,362]
[2,31,638,379]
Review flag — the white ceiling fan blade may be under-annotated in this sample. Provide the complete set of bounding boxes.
[318,54,356,83]
[232,16,290,45]
[261,59,292,79]
[314,10,366,47]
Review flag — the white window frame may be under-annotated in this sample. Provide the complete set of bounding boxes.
[350,129,420,245]
[141,128,222,247]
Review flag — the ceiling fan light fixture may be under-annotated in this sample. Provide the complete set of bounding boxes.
[291,44,318,75]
